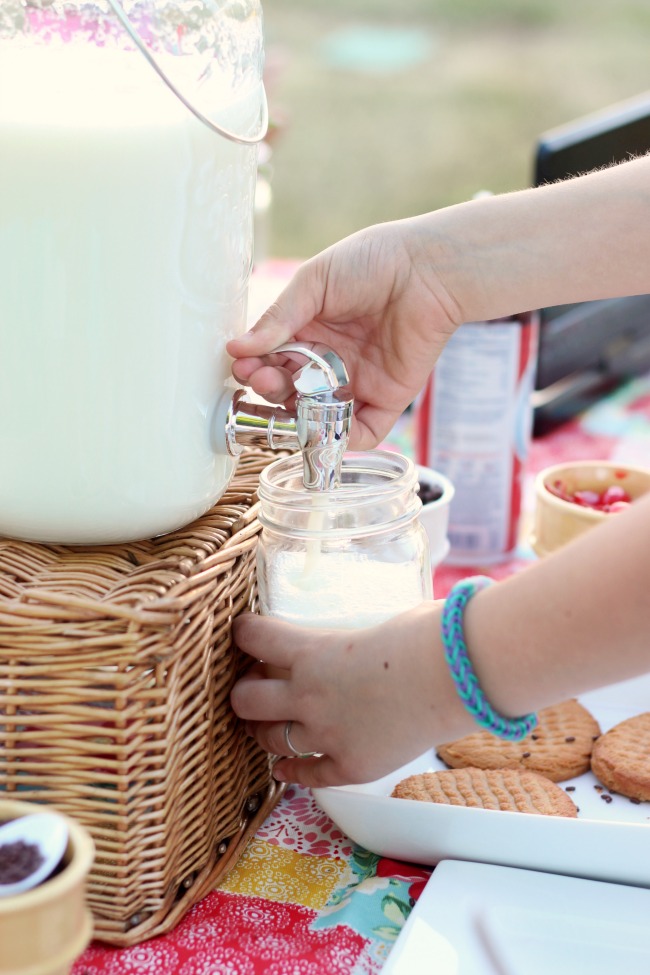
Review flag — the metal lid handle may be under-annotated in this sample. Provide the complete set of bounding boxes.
[107,0,269,146]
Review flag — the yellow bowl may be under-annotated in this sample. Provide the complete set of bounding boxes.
[0,800,95,975]
[531,460,650,558]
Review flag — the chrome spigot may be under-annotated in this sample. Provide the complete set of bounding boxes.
[213,343,353,491]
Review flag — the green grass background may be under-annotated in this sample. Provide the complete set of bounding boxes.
[261,0,650,257]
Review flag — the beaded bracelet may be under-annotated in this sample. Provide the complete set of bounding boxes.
[440,576,538,741]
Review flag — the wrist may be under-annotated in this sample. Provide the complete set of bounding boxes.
[401,213,465,334]
[440,578,537,740]
[413,601,489,745]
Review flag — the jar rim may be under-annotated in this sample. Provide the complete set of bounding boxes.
[259,449,418,504]
[257,449,423,538]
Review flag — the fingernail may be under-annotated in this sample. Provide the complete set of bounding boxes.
[273,766,287,782]
[235,330,256,344]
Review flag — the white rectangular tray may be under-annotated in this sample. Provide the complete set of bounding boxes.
[383,859,650,975]
[313,673,650,887]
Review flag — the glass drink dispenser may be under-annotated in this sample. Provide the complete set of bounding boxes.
[0,0,266,543]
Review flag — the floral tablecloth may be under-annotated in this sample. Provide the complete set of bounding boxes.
[73,358,650,975]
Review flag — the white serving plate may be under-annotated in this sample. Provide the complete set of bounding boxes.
[383,859,650,975]
[313,673,650,887]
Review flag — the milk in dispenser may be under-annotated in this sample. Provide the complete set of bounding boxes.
[0,0,266,543]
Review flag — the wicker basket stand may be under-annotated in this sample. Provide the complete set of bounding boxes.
[0,450,283,946]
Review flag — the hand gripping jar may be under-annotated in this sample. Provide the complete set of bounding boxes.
[256,451,433,630]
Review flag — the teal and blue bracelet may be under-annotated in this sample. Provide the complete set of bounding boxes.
[440,576,538,741]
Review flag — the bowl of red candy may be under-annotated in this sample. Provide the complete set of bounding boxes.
[531,460,650,557]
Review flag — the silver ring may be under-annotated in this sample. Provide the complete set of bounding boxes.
[284,721,317,759]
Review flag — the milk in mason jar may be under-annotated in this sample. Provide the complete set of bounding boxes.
[256,452,434,632]
[260,549,429,629]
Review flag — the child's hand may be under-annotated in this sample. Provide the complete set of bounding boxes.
[226,219,460,450]
[230,603,468,788]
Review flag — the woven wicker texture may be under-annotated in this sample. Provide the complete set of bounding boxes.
[0,450,283,946]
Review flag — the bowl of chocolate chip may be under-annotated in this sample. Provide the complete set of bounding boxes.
[531,460,650,557]
[0,800,94,975]
[416,465,455,568]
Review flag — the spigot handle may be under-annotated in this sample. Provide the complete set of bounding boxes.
[269,343,353,490]
[273,342,350,396]
[213,342,354,491]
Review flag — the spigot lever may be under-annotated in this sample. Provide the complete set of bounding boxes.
[275,343,353,491]
[213,342,353,491]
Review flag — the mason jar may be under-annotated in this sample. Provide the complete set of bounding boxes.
[256,450,433,630]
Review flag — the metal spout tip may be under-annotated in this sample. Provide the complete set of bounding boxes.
[301,444,347,491]
[296,398,353,491]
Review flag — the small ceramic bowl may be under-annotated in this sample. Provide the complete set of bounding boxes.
[415,465,455,567]
[531,460,650,558]
[0,799,94,975]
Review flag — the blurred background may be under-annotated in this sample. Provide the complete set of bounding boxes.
[259,0,650,258]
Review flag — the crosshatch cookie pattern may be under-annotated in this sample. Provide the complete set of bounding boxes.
[436,699,601,783]
[591,712,650,802]
[391,768,578,817]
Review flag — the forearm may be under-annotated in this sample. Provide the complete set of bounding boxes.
[453,493,650,725]
[407,153,650,325]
